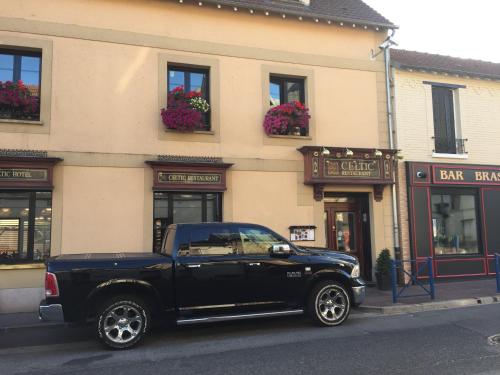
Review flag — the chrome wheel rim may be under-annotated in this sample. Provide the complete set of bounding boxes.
[103,304,143,344]
[316,286,347,323]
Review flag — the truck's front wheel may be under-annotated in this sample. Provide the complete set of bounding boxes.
[97,295,150,349]
[308,281,351,326]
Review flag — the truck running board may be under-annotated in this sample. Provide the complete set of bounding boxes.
[176,309,304,325]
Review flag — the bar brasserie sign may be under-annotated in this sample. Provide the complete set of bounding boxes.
[0,168,48,181]
[434,166,500,185]
[158,172,222,184]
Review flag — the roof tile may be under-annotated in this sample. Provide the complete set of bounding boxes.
[391,49,500,80]
[195,0,395,28]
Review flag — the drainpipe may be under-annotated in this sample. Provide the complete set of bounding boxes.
[377,30,401,263]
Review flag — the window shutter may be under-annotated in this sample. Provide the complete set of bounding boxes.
[432,86,456,153]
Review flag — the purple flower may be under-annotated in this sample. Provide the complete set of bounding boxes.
[263,101,310,135]
[160,86,206,131]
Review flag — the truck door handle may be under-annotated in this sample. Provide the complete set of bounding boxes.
[248,262,261,266]
[186,264,201,268]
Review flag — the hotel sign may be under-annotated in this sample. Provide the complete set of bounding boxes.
[0,155,61,189]
[324,159,380,178]
[0,168,48,181]
[434,166,500,185]
[158,172,222,184]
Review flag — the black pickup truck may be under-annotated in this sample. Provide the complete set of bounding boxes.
[40,222,365,349]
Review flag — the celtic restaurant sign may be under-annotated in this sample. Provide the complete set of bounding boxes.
[298,146,396,185]
[298,146,397,202]
[324,159,380,178]
[146,158,232,191]
[158,172,222,184]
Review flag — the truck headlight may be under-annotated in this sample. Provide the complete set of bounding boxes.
[351,264,360,278]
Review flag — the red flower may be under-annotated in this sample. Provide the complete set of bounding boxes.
[263,101,310,136]
[185,91,201,99]
[160,87,207,131]
[171,86,184,94]
[294,101,305,110]
[0,80,39,117]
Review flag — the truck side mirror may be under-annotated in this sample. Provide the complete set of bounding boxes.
[270,244,292,257]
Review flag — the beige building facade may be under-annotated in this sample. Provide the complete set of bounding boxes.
[392,50,500,279]
[0,0,396,312]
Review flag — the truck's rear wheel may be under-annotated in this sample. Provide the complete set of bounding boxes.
[97,295,150,349]
[308,281,351,326]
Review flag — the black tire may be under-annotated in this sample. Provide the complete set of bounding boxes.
[307,281,351,327]
[97,295,150,349]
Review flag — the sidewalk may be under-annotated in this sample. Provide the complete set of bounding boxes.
[361,277,500,314]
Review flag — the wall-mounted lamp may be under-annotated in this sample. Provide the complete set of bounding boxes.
[374,149,383,157]
[345,148,354,157]
[321,147,330,156]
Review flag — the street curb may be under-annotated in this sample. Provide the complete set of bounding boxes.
[358,295,500,315]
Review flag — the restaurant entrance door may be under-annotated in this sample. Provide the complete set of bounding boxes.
[324,195,372,280]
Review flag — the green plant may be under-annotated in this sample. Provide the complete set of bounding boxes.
[376,248,392,276]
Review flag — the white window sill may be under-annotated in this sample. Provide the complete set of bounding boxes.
[432,152,469,159]
[0,118,43,126]
[268,134,312,140]
[164,129,215,135]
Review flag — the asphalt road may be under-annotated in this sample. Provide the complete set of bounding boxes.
[1,305,500,375]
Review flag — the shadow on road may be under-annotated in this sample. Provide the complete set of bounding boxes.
[0,314,322,351]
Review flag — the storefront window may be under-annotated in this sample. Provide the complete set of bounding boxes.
[431,191,479,256]
[153,192,222,253]
[0,191,52,263]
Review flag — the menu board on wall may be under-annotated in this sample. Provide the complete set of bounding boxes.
[289,226,316,241]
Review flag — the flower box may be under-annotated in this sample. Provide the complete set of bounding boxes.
[0,81,40,121]
[263,101,310,136]
[161,86,210,132]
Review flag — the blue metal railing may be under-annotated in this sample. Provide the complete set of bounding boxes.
[495,254,500,294]
[391,257,435,303]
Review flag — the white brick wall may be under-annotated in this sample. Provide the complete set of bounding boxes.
[393,70,500,164]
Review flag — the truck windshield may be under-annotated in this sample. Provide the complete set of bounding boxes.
[163,227,176,256]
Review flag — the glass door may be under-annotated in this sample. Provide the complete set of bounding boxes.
[325,201,363,273]
[334,211,357,252]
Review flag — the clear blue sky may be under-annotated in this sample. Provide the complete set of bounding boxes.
[363,0,500,63]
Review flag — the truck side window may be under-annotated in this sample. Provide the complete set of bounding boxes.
[163,227,176,256]
[178,226,241,257]
[239,227,285,255]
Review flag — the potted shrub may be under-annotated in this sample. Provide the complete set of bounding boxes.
[375,248,392,290]
[160,86,210,132]
[263,100,310,136]
[0,80,39,120]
